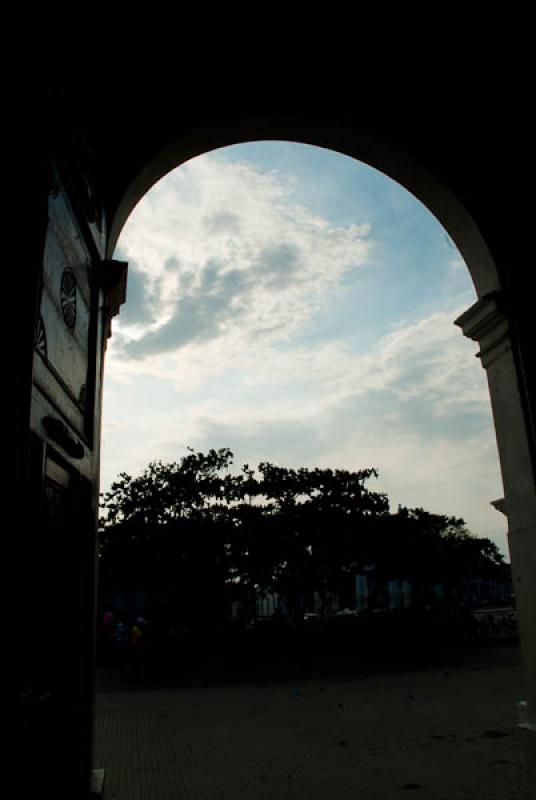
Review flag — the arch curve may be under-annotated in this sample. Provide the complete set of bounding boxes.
[107,116,501,299]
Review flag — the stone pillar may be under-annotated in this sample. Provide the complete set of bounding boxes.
[455,292,536,798]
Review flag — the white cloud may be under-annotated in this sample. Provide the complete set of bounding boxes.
[102,147,507,555]
[111,154,372,359]
[103,298,505,546]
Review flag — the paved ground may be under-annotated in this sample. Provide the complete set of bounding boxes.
[95,644,525,800]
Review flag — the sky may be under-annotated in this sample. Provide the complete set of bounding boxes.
[102,141,508,556]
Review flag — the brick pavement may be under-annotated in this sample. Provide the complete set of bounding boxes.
[95,647,524,800]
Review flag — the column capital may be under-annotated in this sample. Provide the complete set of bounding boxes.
[94,259,128,340]
[454,291,510,368]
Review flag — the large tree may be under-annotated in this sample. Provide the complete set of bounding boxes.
[99,448,237,626]
[249,463,390,618]
[99,449,507,627]
[99,451,391,622]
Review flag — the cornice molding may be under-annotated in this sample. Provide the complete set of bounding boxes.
[491,497,507,516]
[454,292,510,368]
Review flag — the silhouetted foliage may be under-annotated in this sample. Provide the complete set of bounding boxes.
[99,448,507,629]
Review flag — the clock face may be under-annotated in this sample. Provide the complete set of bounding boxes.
[60,268,77,330]
[36,192,94,439]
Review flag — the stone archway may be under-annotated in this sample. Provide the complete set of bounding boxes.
[107,121,535,792]
[108,122,501,298]
[20,99,534,798]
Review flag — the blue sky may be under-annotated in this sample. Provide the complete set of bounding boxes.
[102,141,507,555]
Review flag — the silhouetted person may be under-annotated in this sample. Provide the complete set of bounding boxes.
[129,618,147,681]
[115,619,128,679]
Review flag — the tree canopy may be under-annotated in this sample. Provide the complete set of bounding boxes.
[99,448,507,625]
